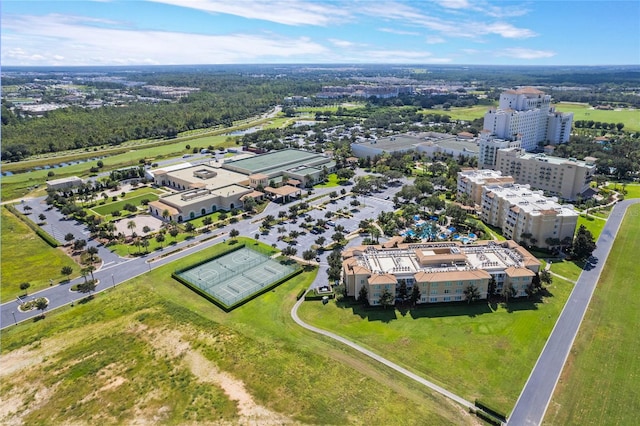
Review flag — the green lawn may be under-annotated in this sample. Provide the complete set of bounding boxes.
[314,173,341,188]
[576,214,606,240]
[91,192,160,216]
[422,104,494,122]
[606,182,640,199]
[299,276,575,415]
[544,204,640,425]
[554,102,640,132]
[0,238,471,425]
[549,260,585,282]
[1,207,78,302]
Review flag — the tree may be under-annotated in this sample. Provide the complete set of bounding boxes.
[358,286,369,305]
[162,209,170,221]
[463,284,480,304]
[155,233,165,247]
[379,288,395,309]
[169,227,179,240]
[35,298,49,317]
[20,282,31,295]
[127,220,137,236]
[185,222,195,234]
[487,276,497,298]
[445,203,467,226]
[243,196,257,212]
[397,282,408,302]
[539,269,552,286]
[502,283,517,303]
[329,191,338,201]
[229,228,239,240]
[409,285,421,306]
[571,225,597,261]
[302,249,317,264]
[64,233,75,244]
[336,167,355,181]
[73,239,87,252]
[38,213,46,222]
[140,238,150,253]
[61,265,73,279]
[85,246,99,263]
[202,216,213,227]
[142,225,151,234]
[315,236,326,247]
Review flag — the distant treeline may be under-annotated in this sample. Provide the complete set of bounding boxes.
[1,73,324,161]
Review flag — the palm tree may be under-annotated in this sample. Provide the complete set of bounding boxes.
[162,209,170,221]
[127,220,137,237]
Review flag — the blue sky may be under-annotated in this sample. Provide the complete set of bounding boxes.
[2,0,639,66]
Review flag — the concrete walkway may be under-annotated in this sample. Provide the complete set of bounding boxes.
[290,295,476,411]
[508,198,640,425]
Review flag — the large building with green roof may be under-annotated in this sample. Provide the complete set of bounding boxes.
[148,149,334,222]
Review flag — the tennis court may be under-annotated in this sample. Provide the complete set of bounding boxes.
[176,246,297,307]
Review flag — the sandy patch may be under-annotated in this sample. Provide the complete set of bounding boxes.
[114,214,163,237]
[145,327,294,425]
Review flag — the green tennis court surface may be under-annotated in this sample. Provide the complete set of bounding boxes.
[176,246,297,307]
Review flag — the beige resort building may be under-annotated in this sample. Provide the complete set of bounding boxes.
[147,149,334,222]
[342,240,540,306]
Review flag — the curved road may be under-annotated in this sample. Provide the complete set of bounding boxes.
[508,198,640,425]
[290,293,476,411]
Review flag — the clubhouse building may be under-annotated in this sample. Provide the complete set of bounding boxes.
[342,240,541,306]
[148,149,334,222]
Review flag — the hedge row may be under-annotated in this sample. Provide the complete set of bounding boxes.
[475,409,502,425]
[5,204,59,247]
[296,288,307,300]
[304,292,335,301]
[475,399,507,423]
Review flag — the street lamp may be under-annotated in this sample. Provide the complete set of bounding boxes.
[111,274,115,288]
[12,311,17,325]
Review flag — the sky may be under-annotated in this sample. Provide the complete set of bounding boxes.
[2,0,639,67]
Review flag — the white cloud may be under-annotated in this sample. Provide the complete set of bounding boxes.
[328,38,357,48]
[425,36,445,44]
[360,2,536,40]
[356,49,452,63]
[1,14,329,65]
[432,0,471,10]
[148,0,349,26]
[494,47,555,59]
[378,27,420,36]
[484,22,536,38]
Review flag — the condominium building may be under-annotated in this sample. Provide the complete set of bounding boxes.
[480,184,578,247]
[495,148,596,201]
[483,87,573,151]
[478,130,521,169]
[342,240,541,306]
[457,169,515,205]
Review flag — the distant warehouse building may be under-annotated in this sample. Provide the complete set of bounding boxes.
[351,132,478,160]
[342,240,541,306]
[46,176,84,191]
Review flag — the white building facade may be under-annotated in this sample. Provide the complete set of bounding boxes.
[483,88,573,152]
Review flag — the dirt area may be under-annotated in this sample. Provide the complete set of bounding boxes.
[113,214,163,237]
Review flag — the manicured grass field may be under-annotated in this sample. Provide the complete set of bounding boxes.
[315,173,341,188]
[607,182,640,199]
[299,276,575,415]
[0,238,472,425]
[549,259,584,282]
[1,207,78,302]
[554,102,640,132]
[91,192,160,216]
[576,214,606,240]
[544,204,640,425]
[423,104,494,122]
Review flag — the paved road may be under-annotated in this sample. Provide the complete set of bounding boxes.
[290,287,476,411]
[1,181,397,328]
[508,198,640,425]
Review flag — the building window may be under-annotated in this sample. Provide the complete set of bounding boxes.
[430,297,437,303]
[444,296,451,302]
[444,289,450,294]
